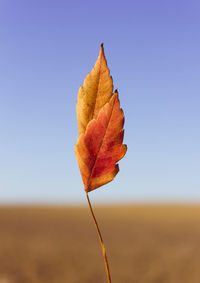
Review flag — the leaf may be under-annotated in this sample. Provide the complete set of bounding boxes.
[76,44,113,135]
[75,92,127,192]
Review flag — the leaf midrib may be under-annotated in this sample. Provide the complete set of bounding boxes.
[91,52,103,119]
[86,95,116,190]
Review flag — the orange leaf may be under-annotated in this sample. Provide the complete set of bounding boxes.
[75,92,127,192]
[76,44,113,135]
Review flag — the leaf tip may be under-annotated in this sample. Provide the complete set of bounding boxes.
[99,43,105,58]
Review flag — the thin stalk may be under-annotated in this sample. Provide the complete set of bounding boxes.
[86,192,112,283]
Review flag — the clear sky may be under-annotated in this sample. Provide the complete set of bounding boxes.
[0,0,199,204]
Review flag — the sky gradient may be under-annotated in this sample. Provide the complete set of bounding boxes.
[0,0,199,203]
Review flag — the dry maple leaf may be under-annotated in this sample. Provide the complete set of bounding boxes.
[75,44,127,283]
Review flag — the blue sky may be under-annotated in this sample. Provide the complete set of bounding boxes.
[0,0,199,203]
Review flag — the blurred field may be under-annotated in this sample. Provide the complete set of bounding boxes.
[0,204,200,283]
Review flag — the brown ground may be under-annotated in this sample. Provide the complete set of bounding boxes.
[0,204,200,283]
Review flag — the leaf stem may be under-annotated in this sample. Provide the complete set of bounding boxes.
[86,192,112,283]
